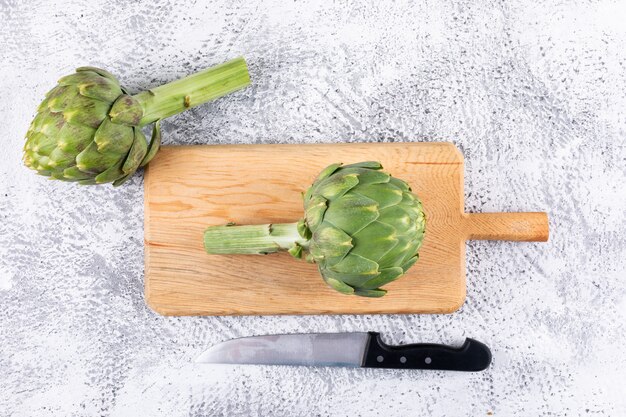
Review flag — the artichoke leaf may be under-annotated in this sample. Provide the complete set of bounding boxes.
[315,163,342,182]
[39,111,66,138]
[353,183,403,209]
[94,117,134,154]
[34,169,52,176]
[350,220,399,262]
[109,94,143,126]
[322,192,379,235]
[328,253,379,278]
[351,168,390,186]
[353,288,387,297]
[377,205,414,231]
[314,173,359,200]
[377,234,415,268]
[309,223,353,260]
[140,120,162,167]
[288,243,303,259]
[400,191,418,205]
[63,166,92,180]
[112,172,134,187]
[49,171,67,180]
[27,132,56,157]
[47,85,78,112]
[63,99,110,128]
[342,161,382,170]
[79,78,123,102]
[388,176,411,191]
[28,111,48,134]
[304,195,327,230]
[296,218,312,239]
[76,66,120,84]
[302,186,313,202]
[48,147,75,168]
[122,128,148,175]
[31,155,52,170]
[36,97,50,113]
[400,256,419,272]
[359,267,404,290]
[56,122,96,154]
[59,71,111,87]
[75,141,121,174]
[94,158,125,184]
[321,273,355,295]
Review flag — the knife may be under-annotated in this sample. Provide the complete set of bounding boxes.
[195,332,492,371]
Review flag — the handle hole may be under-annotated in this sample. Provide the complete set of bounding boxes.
[424,357,432,364]
[400,356,407,364]
[376,355,384,363]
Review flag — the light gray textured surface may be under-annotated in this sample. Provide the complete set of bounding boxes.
[1,0,625,416]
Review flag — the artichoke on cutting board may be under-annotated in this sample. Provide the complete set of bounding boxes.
[23,57,250,185]
[204,161,426,297]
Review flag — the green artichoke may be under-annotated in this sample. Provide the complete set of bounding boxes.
[23,57,250,185]
[204,161,426,297]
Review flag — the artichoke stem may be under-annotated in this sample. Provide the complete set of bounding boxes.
[204,223,308,255]
[134,57,250,126]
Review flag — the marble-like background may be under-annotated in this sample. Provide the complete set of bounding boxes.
[1,1,625,416]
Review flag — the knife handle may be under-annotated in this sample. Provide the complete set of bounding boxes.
[362,332,492,372]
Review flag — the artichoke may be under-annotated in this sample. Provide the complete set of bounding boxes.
[23,57,250,185]
[204,161,426,297]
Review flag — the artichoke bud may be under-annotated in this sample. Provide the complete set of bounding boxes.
[302,162,426,296]
[204,161,427,297]
[24,57,250,185]
[23,68,159,185]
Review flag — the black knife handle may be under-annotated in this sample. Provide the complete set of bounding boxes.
[362,332,491,372]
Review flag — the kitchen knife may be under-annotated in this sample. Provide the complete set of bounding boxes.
[195,332,491,371]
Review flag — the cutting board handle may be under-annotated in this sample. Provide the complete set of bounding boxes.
[463,212,549,242]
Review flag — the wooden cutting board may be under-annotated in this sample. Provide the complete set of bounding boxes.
[144,142,548,316]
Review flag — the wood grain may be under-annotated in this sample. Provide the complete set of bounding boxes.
[144,142,548,316]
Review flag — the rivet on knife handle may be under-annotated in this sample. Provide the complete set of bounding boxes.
[362,332,492,372]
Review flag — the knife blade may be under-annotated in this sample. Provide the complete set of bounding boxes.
[195,332,492,371]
